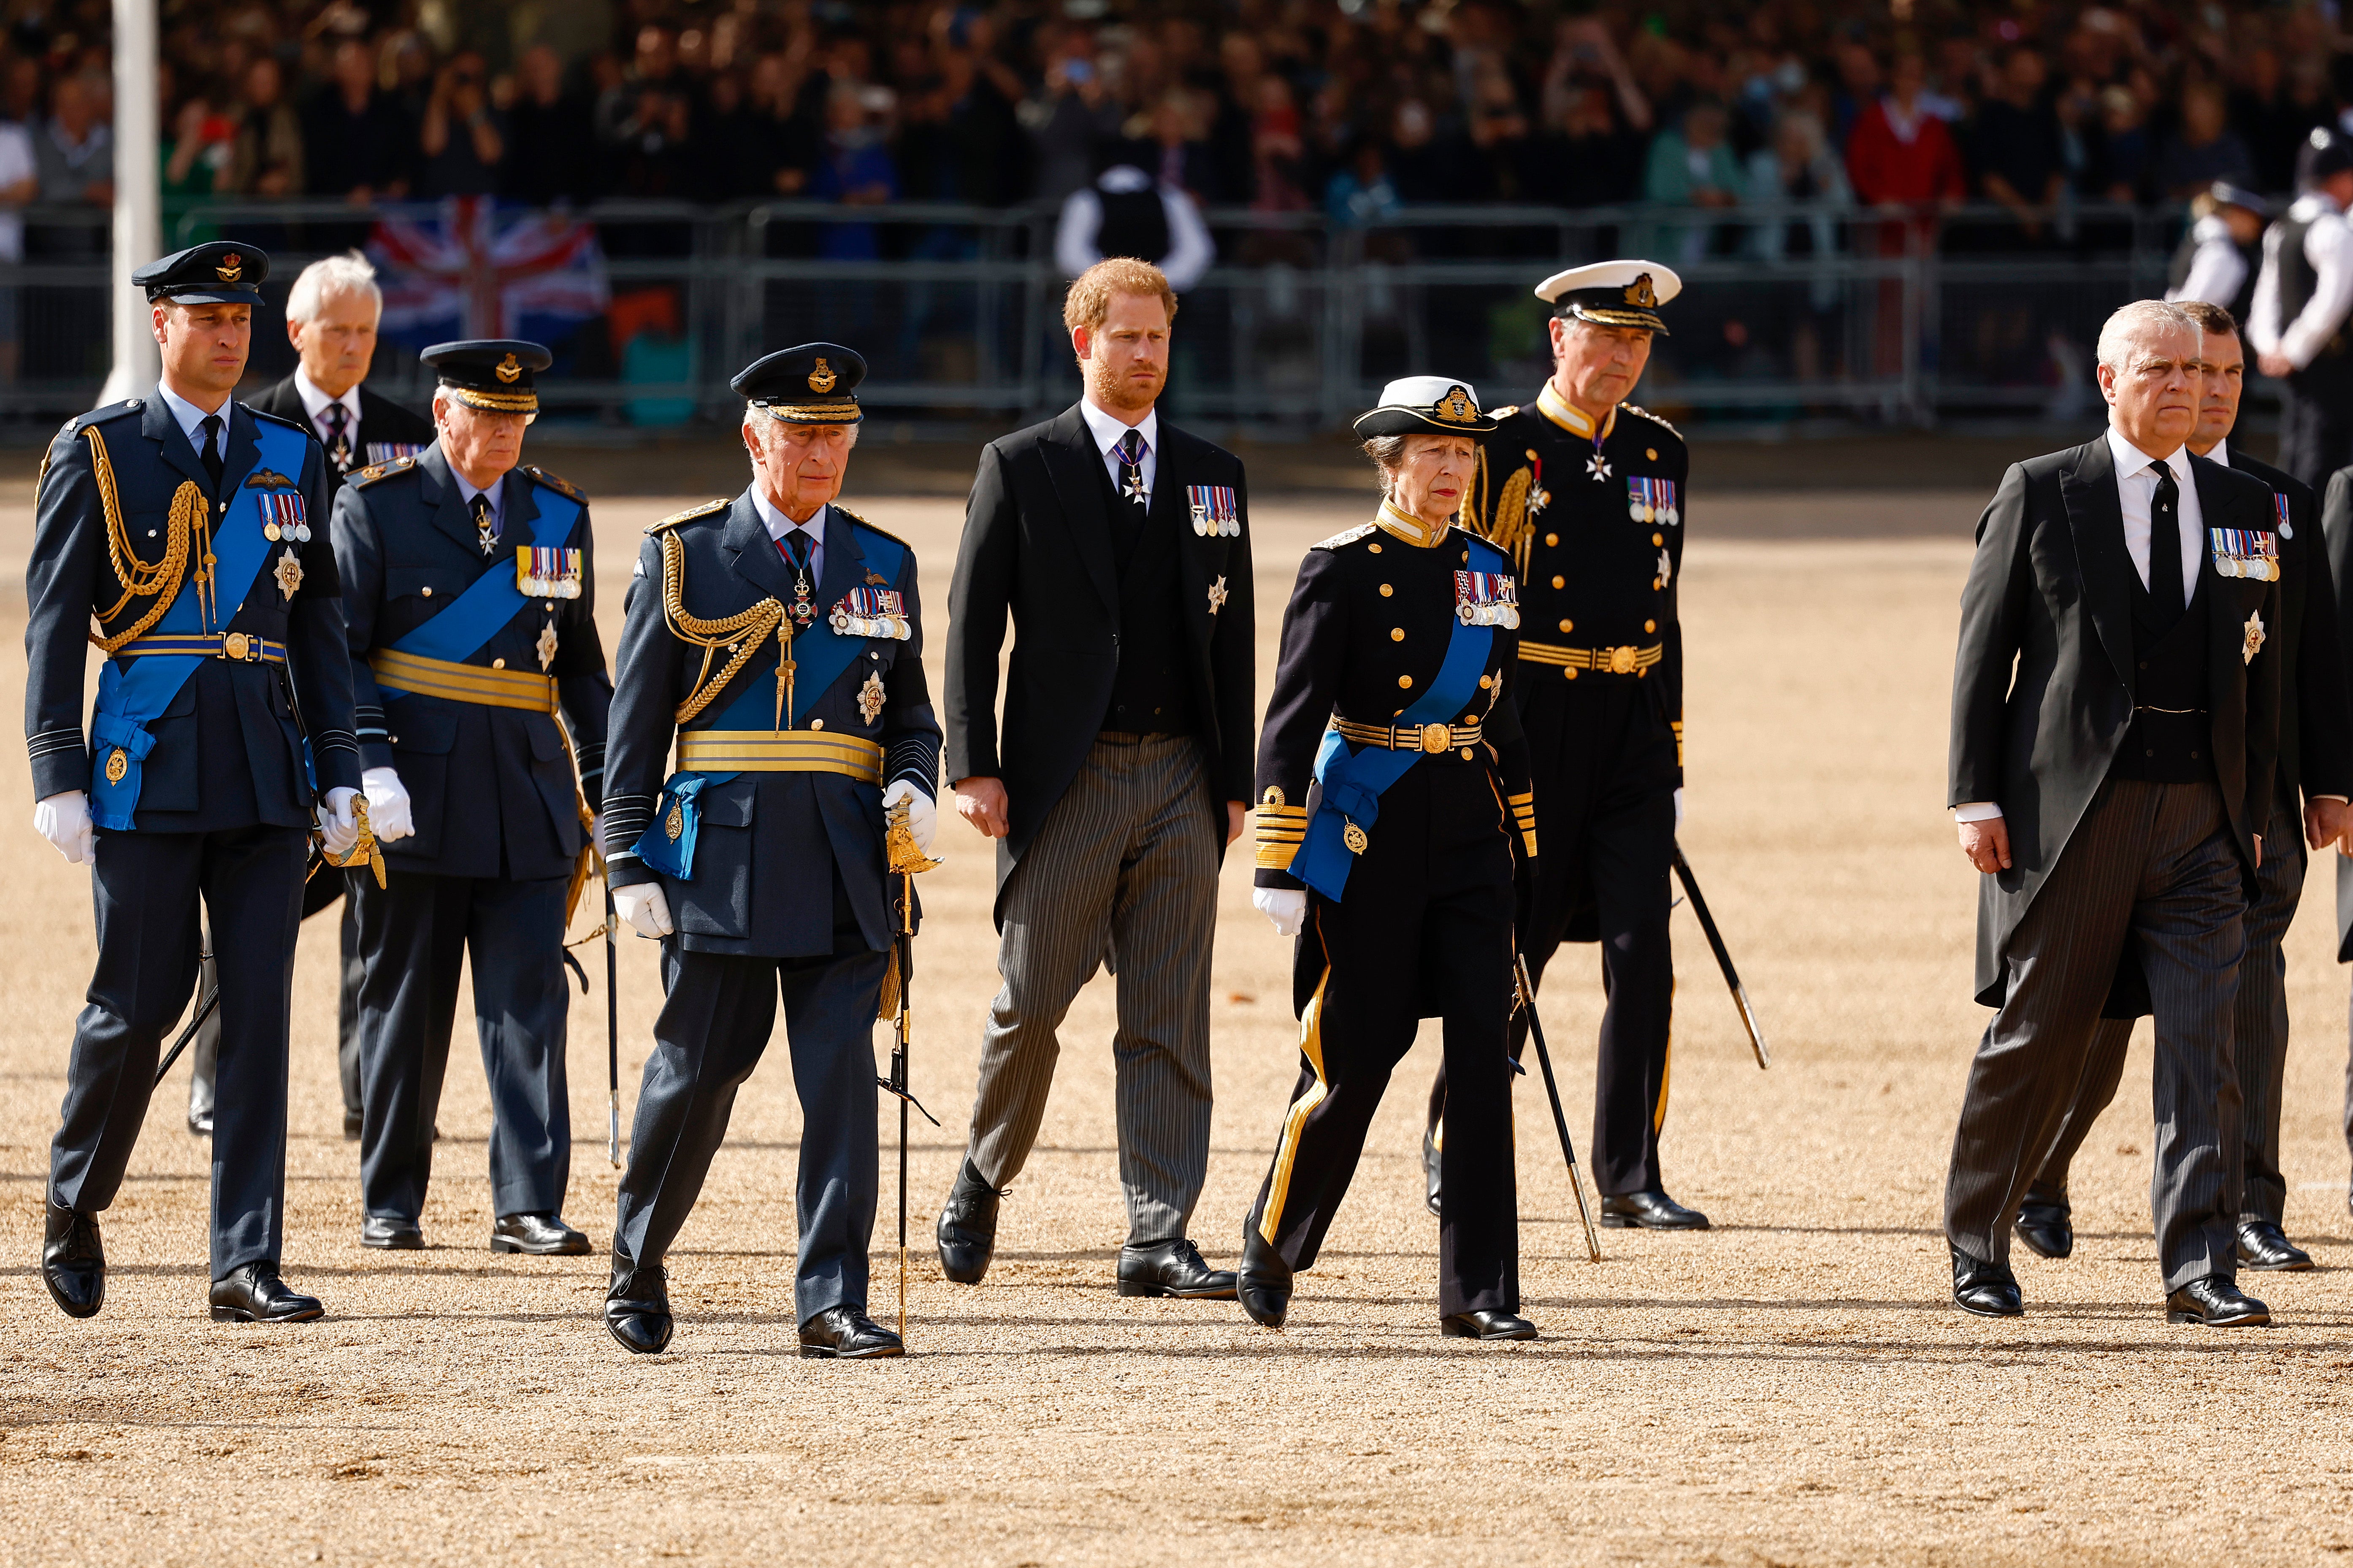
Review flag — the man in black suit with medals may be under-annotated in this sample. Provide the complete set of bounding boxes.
[597,344,941,1358]
[936,257,1256,1300]
[187,250,436,1140]
[1424,260,1704,1231]
[2017,300,2353,1274]
[1946,299,2283,1327]
[332,340,609,1256]
[26,241,363,1323]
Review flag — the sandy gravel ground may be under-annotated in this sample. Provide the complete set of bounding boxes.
[0,487,2350,1567]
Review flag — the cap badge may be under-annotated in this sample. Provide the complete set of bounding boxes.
[495,353,523,384]
[1437,385,1476,423]
[808,357,837,394]
[1623,273,1656,308]
[216,253,243,283]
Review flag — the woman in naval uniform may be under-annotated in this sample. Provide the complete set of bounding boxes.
[1235,377,1539,1340]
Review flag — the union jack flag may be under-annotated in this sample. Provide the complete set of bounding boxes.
[367,197,610,348]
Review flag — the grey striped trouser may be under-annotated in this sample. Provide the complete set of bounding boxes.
[963,734,1219,1244]
[1944,778,2247,1292]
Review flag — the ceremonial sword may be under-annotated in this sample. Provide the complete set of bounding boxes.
[879,797,942,1345]
[604,880,621,1168]
[1670,843,1771,1069]
[1514,952,1601,1264]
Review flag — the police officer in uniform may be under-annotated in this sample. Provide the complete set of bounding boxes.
[333,340,609,1254]
[1239,377,1537,1341]
[598,344,941,1358]
[2253,129,2353,492]
[2166,183,2269,320]
[27,241,363,1322]
[1421,260,1703,1230]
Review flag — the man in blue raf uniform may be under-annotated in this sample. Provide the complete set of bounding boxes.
[598,343,941,1359]
[1424,260,1707,1232]
[332,339,610,1255]
[24,241,363,1323]
[1240,378,1537,1340]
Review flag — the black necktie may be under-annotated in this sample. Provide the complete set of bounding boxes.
[198,414,224,492]
[780,527,813,578]
[2149,461,2184,623]
[1116,428,1148,508]
[322,402,351,472]
[471,492,497,555]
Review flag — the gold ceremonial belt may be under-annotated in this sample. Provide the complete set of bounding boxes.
[1332,717,1485,754]
[117,632,286,664]
[677,730,883,783]
[370,647,559,713]
[1517,639,1664,676]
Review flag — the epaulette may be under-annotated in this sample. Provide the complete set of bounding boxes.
[1312,523,1378,551]
[349,455,418,489]
[1619,403,1683,441]
[836,504,912,551]
[647,498,728,533]
[62,398,143,435]
[523,463,586,503]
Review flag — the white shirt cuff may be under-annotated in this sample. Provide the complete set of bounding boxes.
[1950,801,2004,822]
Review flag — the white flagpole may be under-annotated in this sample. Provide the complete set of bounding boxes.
[98,0,160,406]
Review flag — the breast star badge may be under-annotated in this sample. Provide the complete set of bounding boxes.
[1656,548,1673,588]
[2244,609,2266,665]
[273,548,303,600]
[858,669,886,725]
[536,620,559,672]
[1207,575,1229,616]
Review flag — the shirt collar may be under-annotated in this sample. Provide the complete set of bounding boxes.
[155,381,227,444]
[1536,381,1615,442]
[1079,396,1157,460]
[2202,436,2230,468]
[1375,497,1449,548]
[293,367,362,427]
[751,486,824,541]
[2106,425,2192,487]
[450,460,507,517]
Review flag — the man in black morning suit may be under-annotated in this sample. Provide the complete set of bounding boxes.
[333,340,609,1255]
[1945,299,2283,1327]
[936,257,1256,1300]
[188,250,436,1140]
[25,242,363,1323]
[598,344,941,1359]
[2017,300,2353,1274]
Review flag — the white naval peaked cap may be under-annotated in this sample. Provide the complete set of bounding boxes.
[1534,260,1682,333]
[1353,376,1498,438]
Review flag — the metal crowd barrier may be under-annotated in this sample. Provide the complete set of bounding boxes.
[0,195,2194,433]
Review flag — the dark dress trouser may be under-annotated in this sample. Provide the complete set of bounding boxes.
[612,881,885,1326]
[50,825,309,1280]
[2032,798,2303,1230]
[351,870,572,1221]
[1944,778,2247,1292]
[188,871,365,1127]
[2278,373,2353,495]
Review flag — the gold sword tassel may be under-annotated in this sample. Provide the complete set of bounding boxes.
[774,616,796,732]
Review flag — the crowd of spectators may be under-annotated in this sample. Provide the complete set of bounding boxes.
[0,0,2345,232]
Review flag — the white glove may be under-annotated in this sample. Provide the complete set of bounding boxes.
[362,766,415,843]
[33,789,95,865]
[1673,787,1684,830]
[1254,886,1307,937]
[882,779,937,853]
[615,881,674,938]
[317,786,360,857]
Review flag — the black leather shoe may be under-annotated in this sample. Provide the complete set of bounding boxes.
[1118,1238,1237,1298]
[1237,1221,1293,1329]
[208,1264,323,1323]
[799,1304,904,1359]
[935,1158,1005,1285]
[2166,1275,2270,1326]
[1422,1124,1443,1218]
[1600,1189,1711,1230]
[2236,1220,2313,1272]
[343,1108,362,1141]
[606,1262,673,1354]
[41,1203,104,1319]
[491,1212,590,1255]
[1951,1246,2023,1317]
[360,1215,424,1250]
[1442,1308,1538,1341]
[2014,1197,2073,1260]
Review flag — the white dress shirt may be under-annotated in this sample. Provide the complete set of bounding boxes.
[2250,192,2353,370]
[2166,213,2251,314]
[1078,396,1158,500]
[1952,427,2203,825]
[751,487,827,585]
[155,380,230,460]
[293,367,363,452]
[452,463,505,534]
